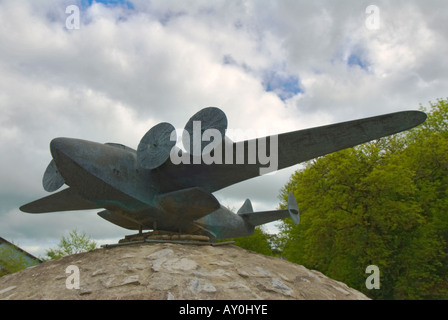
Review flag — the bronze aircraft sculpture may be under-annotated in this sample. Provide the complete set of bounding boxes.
[20,107,426,241]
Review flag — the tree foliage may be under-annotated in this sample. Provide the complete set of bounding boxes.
[278,98,448,299]
[43,229,97,261]
[0,245,39,277]
[221,226,274,256]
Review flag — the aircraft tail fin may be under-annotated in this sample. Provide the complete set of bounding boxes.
[237,199,253,214]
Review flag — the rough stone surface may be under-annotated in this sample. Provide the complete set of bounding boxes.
[0,243,369,300]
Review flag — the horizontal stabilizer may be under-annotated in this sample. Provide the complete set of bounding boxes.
[240,209,289,226]
[156,187,220,221]
[239,193,299,226]
[20,188,100,213]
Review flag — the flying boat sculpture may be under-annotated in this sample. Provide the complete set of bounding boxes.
[20,107,426,241]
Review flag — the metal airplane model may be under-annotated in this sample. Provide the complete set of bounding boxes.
[20,107,426,241]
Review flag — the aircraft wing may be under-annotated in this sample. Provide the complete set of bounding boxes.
[20,187,100,213]
[156,110,427,193]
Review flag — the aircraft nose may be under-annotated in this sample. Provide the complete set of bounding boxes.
[49,137,92,172]
[49,137,104,189]
[50,137,73,161]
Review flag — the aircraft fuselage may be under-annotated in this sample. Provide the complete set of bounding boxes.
[50,137,253,239]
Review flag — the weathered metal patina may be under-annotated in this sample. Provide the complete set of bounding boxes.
[20,107,426,241]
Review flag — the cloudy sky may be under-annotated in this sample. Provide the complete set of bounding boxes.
[1,0,447,256]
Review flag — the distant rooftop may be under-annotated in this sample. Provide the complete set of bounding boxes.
[0,237,42,276]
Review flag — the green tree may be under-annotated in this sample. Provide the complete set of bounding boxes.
[221,226,273,256]
[278,98,448,299]
[0,245,39,277]
[393,99,448,299]
[43,229,97,261]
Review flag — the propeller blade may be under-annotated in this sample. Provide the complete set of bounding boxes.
[137,122,176,170]
[42,159,65,192]
[182,107,227,156]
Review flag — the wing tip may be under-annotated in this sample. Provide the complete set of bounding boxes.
[19,203,33,213]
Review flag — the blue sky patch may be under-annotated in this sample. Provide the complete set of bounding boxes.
[347,53,369,71]
[263,71,303,101]
[222,55,303,101]
[81,0,134,10]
